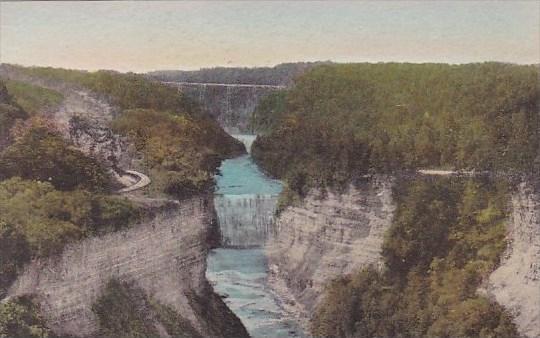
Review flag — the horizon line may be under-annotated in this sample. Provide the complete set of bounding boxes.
[1,60,538,75]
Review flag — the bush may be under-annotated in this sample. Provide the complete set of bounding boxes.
[112,109,243,198]
[0,296,56,338]
[0,123,112,191]
[0,81,28,148]
[4,80,63,115]
[0,178,140,295]
[92,279,200,338]
[0,222,30,297]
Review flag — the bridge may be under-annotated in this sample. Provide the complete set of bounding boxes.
[162,81,286,89]
[162,81,285,133]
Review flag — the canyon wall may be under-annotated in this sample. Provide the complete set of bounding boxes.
[6,196,248,338]
[487,179,540,338]
[269,175,540,337]
[266,176,395,325]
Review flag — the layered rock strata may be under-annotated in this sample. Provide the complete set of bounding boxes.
[267,177,395,325]
[7,197,248,338]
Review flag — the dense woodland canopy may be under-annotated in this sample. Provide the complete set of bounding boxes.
[111,108,244,198]
[0,64,198,114]
[249,62,538,338]
[4,80,63,115]
[252,63,539,194]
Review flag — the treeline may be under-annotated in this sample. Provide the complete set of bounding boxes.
[313,177,518,338]
[252,63,539,193]
[148,62,326,86]
[111,109,244,198]
[4,80,63,115]
[0,64,245,197]
[0,81,29,148]
[1,64,200,114]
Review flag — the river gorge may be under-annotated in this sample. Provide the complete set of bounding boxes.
[207,134,305,338]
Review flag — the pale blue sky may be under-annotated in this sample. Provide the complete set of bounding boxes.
[1,1,538,72]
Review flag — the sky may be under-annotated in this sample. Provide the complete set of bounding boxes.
[1,1,539,73]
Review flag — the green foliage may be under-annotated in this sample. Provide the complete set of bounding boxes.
[92,280,158,338]
[2,65,246,197]
[382,179,459,276]
[0,222,30,298]
[0,124,113,191]
[92,279,200,338]
[4,80,63,115]
[0,177,139,255]
[249,91,288,132]
[151,303,202,338]
[312,178,519,338]
[112,109,244,198]
[0,296,55,338]
[0,178,139,295]
[9,65,199,115]
[0,81,28,148]
[252,63,539,192]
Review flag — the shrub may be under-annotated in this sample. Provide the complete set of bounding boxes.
[0,123,112,191]
[0,296,56,338]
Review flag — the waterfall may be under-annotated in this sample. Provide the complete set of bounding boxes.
[214,134,281,248]
[208,134,305,337]
[215,194,279,248]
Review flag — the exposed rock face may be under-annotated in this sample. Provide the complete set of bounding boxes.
[266,177,395,324]
[487,180,540,338]
[0,64,130,170]
[7,197,248,338]
[166,82,281,133]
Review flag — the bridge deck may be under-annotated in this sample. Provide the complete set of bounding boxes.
[162,81,286,89]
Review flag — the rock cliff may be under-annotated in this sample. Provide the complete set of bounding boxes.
[266,177,395,326]
[487,179,540,338]
[7,196,248,338]
[268,175,540,337]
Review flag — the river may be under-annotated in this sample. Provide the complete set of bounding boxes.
[206,134,304,338]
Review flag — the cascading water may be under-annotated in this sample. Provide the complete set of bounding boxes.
[206,135,304,337]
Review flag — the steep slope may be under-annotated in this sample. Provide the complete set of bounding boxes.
[267,177,395,327]
[7,197,248,338]
[487,179,540,338]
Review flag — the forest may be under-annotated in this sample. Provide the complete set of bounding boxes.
[252,63,539,195]
[0,64,245,197]
[250,62,538,338]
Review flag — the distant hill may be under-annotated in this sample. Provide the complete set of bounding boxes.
[147,62,329,86]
